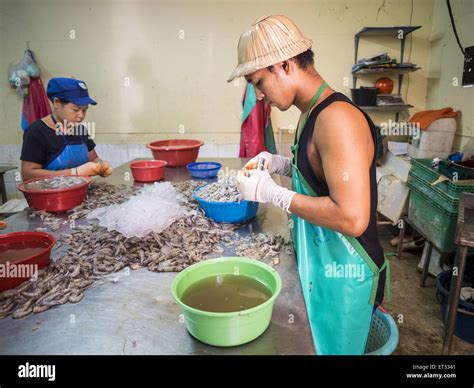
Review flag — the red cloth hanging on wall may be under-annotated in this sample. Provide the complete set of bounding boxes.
[239,83,272,158]
[22,77,51,129]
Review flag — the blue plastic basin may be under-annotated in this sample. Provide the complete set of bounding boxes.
[436,270,474,344]
[192,186,258,223]
[186,162,222,179]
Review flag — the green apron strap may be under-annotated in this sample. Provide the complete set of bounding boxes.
[369,254,392,304]
[382,253,395,303]
[292,81,327,162]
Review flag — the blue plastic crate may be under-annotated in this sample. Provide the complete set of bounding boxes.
[186,162,222,179]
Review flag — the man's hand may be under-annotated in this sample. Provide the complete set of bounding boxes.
[236,169,296,212]
[244,151,292,177]
[236,169,267,202]
[244,151,273,171]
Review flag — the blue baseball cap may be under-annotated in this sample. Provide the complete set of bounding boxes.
[47,77,97,105]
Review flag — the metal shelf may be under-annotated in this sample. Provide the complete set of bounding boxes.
[358,104,413,113]
[355,26,421,38]
[353,25,421,121]
[353,67,421,76]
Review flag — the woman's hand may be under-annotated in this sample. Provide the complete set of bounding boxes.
[98,160,113,177]
[75,161,103,176]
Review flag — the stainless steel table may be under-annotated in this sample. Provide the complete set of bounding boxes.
[0,158,315,355]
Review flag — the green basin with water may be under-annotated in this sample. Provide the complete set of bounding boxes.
[171,257,282,347]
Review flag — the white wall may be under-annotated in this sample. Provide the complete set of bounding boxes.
[1,0,434,145]
[426,0,473,151]
[0,0,436,199]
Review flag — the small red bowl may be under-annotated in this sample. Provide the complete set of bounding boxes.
[130,160,167,182]
[17,175,92,213]
[146,139,204,167]
[0,231,55,292]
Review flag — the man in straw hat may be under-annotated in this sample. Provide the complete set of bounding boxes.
[232,15,389,355]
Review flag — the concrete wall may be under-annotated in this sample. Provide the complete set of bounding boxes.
[426,0,473,151]
[0,0,435,199]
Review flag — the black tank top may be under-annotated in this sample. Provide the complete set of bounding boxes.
[296,92,386,305]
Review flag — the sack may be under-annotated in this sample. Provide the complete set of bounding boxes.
[7,50,40,97]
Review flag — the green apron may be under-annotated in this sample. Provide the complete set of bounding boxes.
[290,82,389,355]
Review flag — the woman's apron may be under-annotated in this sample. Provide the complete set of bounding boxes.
[290,83,389,355]
[44,114,89,170]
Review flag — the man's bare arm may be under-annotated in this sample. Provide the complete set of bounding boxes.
[288,102,373,237]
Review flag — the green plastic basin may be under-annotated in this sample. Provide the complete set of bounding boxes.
[171,257,282,347]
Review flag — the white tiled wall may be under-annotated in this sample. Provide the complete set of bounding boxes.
[0,143,240,201]
[94,143,239,168]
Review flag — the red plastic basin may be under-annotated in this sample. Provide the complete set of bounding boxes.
[17,175,92,213]
[0,231,55,292]
[130,160,167,182]
[146,139,204,167]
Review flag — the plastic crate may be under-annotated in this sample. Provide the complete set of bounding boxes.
[408,185,458,253]
[410,158,439,181]
[407,174,459,214]
[410,159,474,198]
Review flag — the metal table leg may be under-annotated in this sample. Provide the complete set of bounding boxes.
[420,241,433,287]
[397,217,406,258]
[442,245,468,354]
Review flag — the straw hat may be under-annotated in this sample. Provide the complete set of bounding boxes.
[227,15,312,83]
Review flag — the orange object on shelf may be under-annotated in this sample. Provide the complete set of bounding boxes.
[374,77,394,94]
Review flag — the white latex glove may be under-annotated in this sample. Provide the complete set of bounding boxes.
[244,151,292,177]
[236,169,296,213]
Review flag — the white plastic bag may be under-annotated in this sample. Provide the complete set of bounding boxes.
[7,50,40,97]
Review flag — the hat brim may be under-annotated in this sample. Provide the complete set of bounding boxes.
[49,95,97,106]
[67,96,97,106]
[227,38,312,83]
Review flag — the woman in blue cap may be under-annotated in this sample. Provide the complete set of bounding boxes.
[20,77,113,181]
